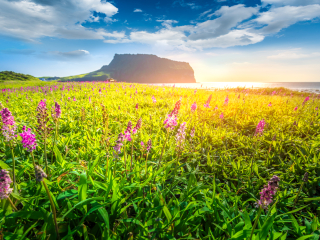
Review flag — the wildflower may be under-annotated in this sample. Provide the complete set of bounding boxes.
[73,97,76,101]
[35,165,47,182]
[152,96,156,103]
[204,94,212,108]
[294,106,298,111]
[164,114,177,130]
[135,103,139,109]
[303,96,310,105]
[0,169,13,199]
[171,100,181,116]
[224,95,229,105]
[194,89,197,94]
[316,107,318,111]
[141,141,145,150]
[0,108,15,126]
[147,139,152,152]
[133,118,142,134]
[20,127,37,152]
[52,102,61,120]
[219,113,224,119]
[204,103,210,108]
[190,127,195,138]
[303,172,308,182]
[255,119,266,136]
[114,133,124,153]
[214,105,218,110]
[268,102,272,107]
[124,121,132,141]
[176,122,187,149]
[257,175,280,209]
[191,102,197,112]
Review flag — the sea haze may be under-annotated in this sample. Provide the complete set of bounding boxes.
[151,82,320,92]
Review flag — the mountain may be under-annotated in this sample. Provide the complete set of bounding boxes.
[0,71,40,82]
[59,54,196,83]
[100,54,196,83]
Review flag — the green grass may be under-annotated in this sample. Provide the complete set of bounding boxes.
[0,82,320,239]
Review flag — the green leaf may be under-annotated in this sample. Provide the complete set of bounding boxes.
[78,171,88,212]
[295,235,314,240]
[88,155,100,176]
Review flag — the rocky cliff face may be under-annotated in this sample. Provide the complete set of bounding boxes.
[100,54,196,83]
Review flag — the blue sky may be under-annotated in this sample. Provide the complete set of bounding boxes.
[0,0,320,82]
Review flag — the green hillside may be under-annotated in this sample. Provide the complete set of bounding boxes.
[58,70,110,82]
[0,71,40,82]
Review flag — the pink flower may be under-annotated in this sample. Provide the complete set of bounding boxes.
[219,113,224,119]
[124,121,132,141]
[20,127,37,152]
[214,105,218,110]
[257,175,280,209]
[190,127,195,138]
[268,102,272,107]
[294,106,298,111]
[0,170,13,199]
[176,122,187,149]
[224,95,229,105]
[164,114,177,130]
[191,102,197,112]
[255,119,266,136]
[204,103,210,108]
[152,96,156,103]
[303,96,310,105]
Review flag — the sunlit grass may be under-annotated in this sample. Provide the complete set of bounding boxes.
[0,82,319,239]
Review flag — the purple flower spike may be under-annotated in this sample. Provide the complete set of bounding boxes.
[35,165,47,182]
[0,169,13,199]
[255,119,266,136]
[257,175,280,209]
[147,139,152,152]
[191,102,197,112]
[20,127,37,152]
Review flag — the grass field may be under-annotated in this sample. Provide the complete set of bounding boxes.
[0,82,319,239]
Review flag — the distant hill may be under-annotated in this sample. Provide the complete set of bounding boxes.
[0,71,40,82]
[59,54,196,83]
[58,71,110,82]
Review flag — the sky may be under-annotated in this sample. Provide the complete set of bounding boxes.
[0,0,320,82]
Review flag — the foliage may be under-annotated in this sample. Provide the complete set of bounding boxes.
[0,82,320,239]
[0,71,40,82]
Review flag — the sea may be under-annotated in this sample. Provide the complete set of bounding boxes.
[152,82,320,93]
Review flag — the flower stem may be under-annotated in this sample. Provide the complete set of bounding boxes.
[51,121,58,164]
[145,153,149,178]
[31,152,36,170]
[130,136,134,173]
[293,182,304,207]
[10,144,16,193]
[158,129,169,170]
[249,206,262,240]
[7,196,18,211]
[42,180,60,240]
[44,131,49,176]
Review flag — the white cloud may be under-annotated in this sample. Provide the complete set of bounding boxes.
[40,49,90,61]
[133,8,142,12]
[267,49,320,59]
[0,0,118,41]
[198,9,212,19]
[189,5,259,40]
[254,4,320,35]
[262,0,320,6]
[173,0,201,9]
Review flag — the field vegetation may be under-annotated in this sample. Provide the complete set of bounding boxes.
[0,82,319,239]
